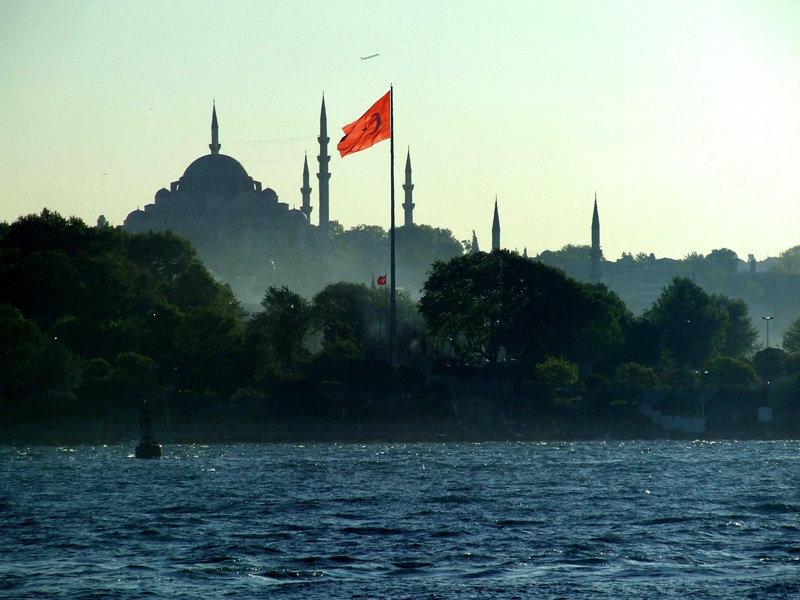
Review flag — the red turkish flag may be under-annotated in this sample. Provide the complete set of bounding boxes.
[337,91,391,157]
[377,274,387,286]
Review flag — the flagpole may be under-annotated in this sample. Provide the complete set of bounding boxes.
[389,85,397,368]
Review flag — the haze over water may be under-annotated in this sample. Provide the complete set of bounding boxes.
[3,441,800,598]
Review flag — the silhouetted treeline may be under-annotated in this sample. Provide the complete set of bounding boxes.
[2,210,800,442]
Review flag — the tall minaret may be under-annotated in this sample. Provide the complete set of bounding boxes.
[402,149,415,226]
[492,197,501,251]
[317,96,331,229]
[591,192,602,282]
[300,153,313,222]
[209,102,221,154]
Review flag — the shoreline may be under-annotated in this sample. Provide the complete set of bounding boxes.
[1,417,792,446]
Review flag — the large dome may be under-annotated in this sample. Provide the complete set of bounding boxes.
[178,153,254,197]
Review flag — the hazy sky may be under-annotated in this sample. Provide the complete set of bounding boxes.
[2,0,799,261]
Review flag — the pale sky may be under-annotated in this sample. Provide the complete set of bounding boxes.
[2,0,799,262]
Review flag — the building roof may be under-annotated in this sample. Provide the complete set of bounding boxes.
[178,153,254,197]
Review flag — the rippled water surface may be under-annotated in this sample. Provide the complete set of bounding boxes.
[3,441,800,599]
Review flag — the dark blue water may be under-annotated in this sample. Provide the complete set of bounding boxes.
[2,441,800,599]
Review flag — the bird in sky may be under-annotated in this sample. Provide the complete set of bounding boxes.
[361,54,379,60]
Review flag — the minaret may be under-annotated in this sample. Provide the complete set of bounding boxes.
[591,192,602,282]
[300,153,313,222]
[492,197,500,251]
[402,149,415,226]
[470,230,480,254]
[317,96,331,229]
[209,102,221,154]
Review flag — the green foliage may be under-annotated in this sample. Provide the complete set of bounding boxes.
[615,362,660,389]
[312,282,376,348]
[644,277,728,367]
[752,347,791,383]
[125,230,198,282]
[706,357,756,387]
[535,244,591,269]
[680,250,741,286]
[681,252,706,277]
[0,210,246,403]
[338,224,388,259]
[713,295,757,359]
[706,248,740,274]
[0,303,80,402]
[248,286,312,374]
[782,317,800,353]
[111,352,157,403]
[772,245,800,274]
[396,223,464,268]
[174,304,244,395]
[535,356,579,387]
[310,281,421,366]
[420,250,629,366]
[579,284,630,362]
[462,231,479,254]
[619,317,661,367]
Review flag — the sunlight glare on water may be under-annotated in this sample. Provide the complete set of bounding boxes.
[2,441,800,599]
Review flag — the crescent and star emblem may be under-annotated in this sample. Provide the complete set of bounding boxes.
[363,112,382,135]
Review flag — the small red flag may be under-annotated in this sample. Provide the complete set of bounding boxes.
[377,274,387,286]
[337,91,391,157]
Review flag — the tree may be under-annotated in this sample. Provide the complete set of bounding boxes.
[312,282,377,351]
[713,295,757,359]
[0,210,257,410]
[338,224,388,259]
[706,248,740,275]
[772,246,800,274]
[644,277,727,368]
[0,303,80,406]
[615,362,660,389]
[752,347,791,383]
[309,282,406,387]
[249,286,312,371]
[615,361,660,403]
[535,356,579,387]
[126,230,199,283]
[535,244,591,270]
[782,317,800,353]
[681,252,707,280]
[619,317,661,367]
[706,357,756,388]
[396,224,463,270]
[419,250,629,367]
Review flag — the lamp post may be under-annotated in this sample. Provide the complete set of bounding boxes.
[762,316,773,348]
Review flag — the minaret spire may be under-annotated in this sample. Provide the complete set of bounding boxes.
[300,152,313,221]
[317,95,331,229]
[591,192,602,282]
[492,196,500,251]
[209,101,221,154]
[402,148,415,226]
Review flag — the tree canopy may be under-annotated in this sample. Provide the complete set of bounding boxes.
[0,210,245,402]
[644,277,757,367]
[419,250,629,367]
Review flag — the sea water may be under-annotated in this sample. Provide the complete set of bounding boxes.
[2,441,800,599]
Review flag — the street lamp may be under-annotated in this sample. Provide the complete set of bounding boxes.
[762,316,773,348]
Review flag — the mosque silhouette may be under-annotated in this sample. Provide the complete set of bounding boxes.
[121,99,462,303]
